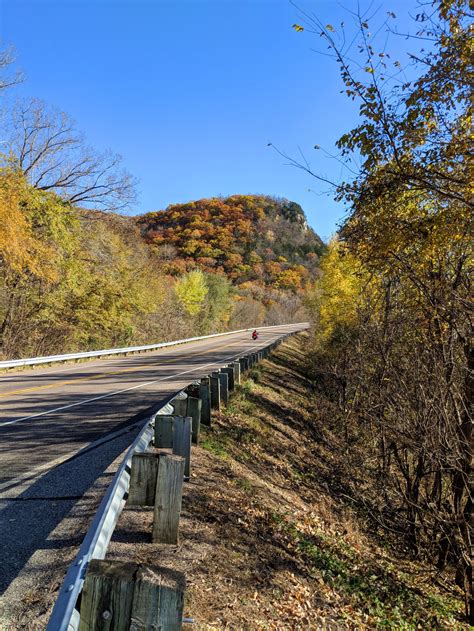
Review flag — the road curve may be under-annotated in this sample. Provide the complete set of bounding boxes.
[0,323,304,606]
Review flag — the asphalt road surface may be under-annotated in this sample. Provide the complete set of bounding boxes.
[0,323,305,606]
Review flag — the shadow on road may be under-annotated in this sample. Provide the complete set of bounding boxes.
[0,400,167,595]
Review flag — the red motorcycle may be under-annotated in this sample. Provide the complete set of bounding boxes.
[251,330,258,341]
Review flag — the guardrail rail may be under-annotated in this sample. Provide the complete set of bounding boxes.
[45,326,306,630]
[0,323,307,370]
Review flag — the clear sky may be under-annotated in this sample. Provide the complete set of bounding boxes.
[0,0,417,240]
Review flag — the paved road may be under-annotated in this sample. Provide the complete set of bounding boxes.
[0,324,304,604]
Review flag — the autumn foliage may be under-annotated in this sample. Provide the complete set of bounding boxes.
[0,184,323,359]
[303,1,473,623]
[138,195,323,290]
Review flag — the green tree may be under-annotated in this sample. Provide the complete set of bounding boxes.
[198,273,233,333]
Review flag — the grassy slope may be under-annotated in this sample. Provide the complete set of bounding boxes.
[195,333,466,629]
[109,332,466,629]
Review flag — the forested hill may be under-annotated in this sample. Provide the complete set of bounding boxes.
[137,195,324,289]
[0,180,323,360]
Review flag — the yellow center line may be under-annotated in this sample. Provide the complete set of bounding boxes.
[0,337,248,400]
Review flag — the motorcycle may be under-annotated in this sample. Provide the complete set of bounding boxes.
[251,330,258,341]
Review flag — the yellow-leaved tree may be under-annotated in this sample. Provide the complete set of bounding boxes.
[307,238,367,346]
[174,270,208,316]
[0,168,58,282]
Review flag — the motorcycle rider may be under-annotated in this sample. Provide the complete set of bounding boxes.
[252,329,258,340]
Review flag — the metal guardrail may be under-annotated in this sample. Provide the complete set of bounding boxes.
[45,327,305,630]
[46,399,172,631]
[0,324,308,370]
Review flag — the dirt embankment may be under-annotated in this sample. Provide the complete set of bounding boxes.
[107,333,466,630]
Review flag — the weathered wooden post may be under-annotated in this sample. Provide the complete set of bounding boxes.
[172,394,188,417]
[186,396,201,444]
[152,454,185,544]
[218,372,229,406]
[79,560,185,631]
[172,415,192,479]
[232,360,241,385]
[210,372,221,410]
[199,377,211,425]
[221,365,235,391]
[128,453,159,506]
[154,415,173,449]
[130,565,186,630]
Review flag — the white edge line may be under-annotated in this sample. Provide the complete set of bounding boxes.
[0,331,289,428]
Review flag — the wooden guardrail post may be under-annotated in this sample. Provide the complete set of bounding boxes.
[79,560,185,631]
[232,360,241,385]
[154,415,173,449]
[154,415,192,479]
[152,454,185,544]
[199,377,211,425]
[186,396,201,444]
[173,395,188,417]
[210,372,221,410]
[172,416,192,479]
[221,365,235,391]
[218,372,229,406]
[128,454,159,506]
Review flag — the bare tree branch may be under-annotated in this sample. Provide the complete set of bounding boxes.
[5,99,137,211]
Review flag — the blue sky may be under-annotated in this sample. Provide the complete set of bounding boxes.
[0,0,418,240]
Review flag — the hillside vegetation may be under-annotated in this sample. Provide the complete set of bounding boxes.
[0,185,322,360]
[138,195,323,287]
